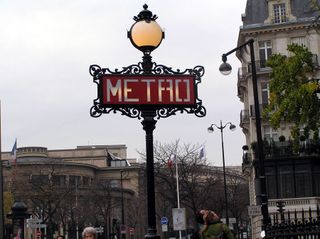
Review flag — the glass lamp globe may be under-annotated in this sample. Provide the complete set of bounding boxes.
[129,19,164,53]
[219,62,232,75]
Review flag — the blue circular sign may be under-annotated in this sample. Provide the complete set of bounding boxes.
[160,217,168,225]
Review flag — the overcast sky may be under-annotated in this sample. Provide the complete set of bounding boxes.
[0,0,248,166]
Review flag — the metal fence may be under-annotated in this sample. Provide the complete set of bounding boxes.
[265,204,320,239]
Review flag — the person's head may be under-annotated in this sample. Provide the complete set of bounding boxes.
[207,211,220,221]
[196,210,220,224]
[82,227,97,239]
[56,236,65,239]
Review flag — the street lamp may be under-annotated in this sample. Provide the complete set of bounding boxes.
[207,121,236,226]
[120,170,125,239]
[219,39,270,230]
[90,5,206,239]
[128,4,164,73]
[7,201,31,239]
[127,5,164,239]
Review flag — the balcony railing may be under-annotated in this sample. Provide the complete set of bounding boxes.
[248,60,272,73]
[252,140,320,158]
[238,67,248,79]
[240,109,250,125]
[239,104,268,125]
[242,55,318,77]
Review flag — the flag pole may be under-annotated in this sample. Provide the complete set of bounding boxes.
[0,101,4,238]
[174,155,182,239]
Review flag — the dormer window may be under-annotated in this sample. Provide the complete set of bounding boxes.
[274,3,287,23]
[265,0,295,25]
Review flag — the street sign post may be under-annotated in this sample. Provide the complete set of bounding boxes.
[248,205,262,216]
[172,208,186,231]
[160,217,168,225]
[161,225,168,232]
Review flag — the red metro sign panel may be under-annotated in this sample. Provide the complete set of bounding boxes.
[100,75,196,107]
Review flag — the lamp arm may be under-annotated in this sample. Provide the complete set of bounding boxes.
[222,39,255,61]
[211,123,220,130]
[223,122,233,129]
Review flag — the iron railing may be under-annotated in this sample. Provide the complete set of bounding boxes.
[266,204,320,239]
[263,140,320,158]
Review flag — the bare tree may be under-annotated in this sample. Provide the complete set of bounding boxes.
[13,162,73,238]
[227,172,249,230]
[88,178,123,239]
[140,140,224,229]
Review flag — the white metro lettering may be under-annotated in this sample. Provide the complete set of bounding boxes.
[104,77,192,103]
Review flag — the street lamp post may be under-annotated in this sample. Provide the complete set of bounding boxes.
[7,202,31,239]
[207,121,236,226]
[127,6,164,239]
[120,170,125,239]
[89,5,206,239]
[0,103,4,239]
[219,39,270,230]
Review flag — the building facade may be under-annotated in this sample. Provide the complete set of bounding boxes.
[237,0,320,238]
[2,145,145,239]
[2,144,250,239]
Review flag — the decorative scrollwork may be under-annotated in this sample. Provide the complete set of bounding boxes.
[155,100,206,119]
[89,62,206,120]
[89,64,102,77]
[192,65,205,77]
[90,101,142,119]
[89,62,203,77]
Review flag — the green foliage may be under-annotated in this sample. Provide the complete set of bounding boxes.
[4,191,14,223]
[264,44,320,143]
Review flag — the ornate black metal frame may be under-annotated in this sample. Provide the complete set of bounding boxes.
[89,61,206,119]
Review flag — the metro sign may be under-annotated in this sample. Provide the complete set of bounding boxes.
[90,63,206,119]
[99,75,196,107]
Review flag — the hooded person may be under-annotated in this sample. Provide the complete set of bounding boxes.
[196,210,235,239]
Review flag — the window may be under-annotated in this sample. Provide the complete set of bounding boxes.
[295,165,312,197]
[314,165,320,196]
[110,179,120,188]
[274,3,287,23]
[261,82,270,106]
[31,175,49,185]
[83,177,90,187]
[111,160,127,167]
[263,126,278,142]
[278,166,294,198]
[69,176,81,187]
[259,41,272,68]
[266,167,277,199]
[52,175,66,187]
[291,37,307,47]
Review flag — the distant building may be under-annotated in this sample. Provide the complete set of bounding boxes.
[237,0,320,238]
[2,145,145,239]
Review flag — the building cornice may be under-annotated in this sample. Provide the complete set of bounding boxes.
[240,18,315,36]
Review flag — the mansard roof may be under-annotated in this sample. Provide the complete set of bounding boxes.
[242,0,318,28]
[242,0,268,26]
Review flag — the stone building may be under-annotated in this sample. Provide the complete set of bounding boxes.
[237,0,320,238]
[2,145,145,239]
